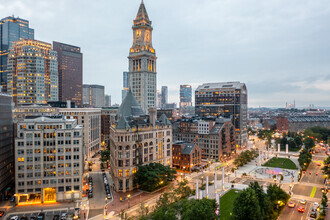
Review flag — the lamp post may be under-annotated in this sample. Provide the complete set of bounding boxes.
[183,166,186,179]
[127,194,131,208]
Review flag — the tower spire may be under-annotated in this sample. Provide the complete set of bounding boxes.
[135,0,150,24]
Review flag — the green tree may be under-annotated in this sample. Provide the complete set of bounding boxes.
[100,150,110,162]
[298,149,312,170]
[267,184,290,206]
[233,187,261,220]
[173,179,193,201]
[304,137,315,150]
[294,135,303,147]
[134,163,177,192]
[249,182,272,219]
[322,156,330,176]
[180,198,218,220]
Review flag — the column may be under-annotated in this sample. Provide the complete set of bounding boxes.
[196,181,199,200]
[286,144,288,154]
[200,191,203,200]
[278,144,280,153]
[222,167,225,191]
[214,172,217,191]
[206,176,209,198]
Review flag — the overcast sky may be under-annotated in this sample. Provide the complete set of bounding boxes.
[2,0,330,108]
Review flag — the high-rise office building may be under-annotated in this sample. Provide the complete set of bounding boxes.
[128,1,157,113]
[7,39,58,106]
[0,16,34,92]
[0,93,14,201]
[59,108,101,159]
[105,95,111,107]
[82,84,105,107]
[180,85,192,107]
[53,42,83,107]
[195,82,247,147]
[161,86,168,108]
[122,71,129,101]
[14,116,83,205]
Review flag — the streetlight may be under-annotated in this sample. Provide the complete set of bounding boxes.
[201,176,204,186]
[127,194,131,208]
[183,167,186,179]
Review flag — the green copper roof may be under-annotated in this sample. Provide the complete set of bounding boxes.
[117,90,145,118]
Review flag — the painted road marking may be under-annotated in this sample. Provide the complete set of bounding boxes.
[310,187,317,198]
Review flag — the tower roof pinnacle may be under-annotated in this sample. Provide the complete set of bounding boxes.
[134,0,151,26]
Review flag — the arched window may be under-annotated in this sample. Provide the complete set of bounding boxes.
[126,145,130,150]
[149,141,153,146]
[144,142,148,147]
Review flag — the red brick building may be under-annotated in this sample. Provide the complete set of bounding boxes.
[172,142,202,171]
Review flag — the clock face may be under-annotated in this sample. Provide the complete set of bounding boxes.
[136,30,141,38]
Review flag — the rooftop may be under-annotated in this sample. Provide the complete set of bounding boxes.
[195,82,246,91]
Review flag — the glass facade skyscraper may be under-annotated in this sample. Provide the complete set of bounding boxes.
[180,85,192,107]
[161,86,168,108]
[0,16,34,92]
[53,41,83,106]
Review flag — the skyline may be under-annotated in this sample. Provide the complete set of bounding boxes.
[2,0,330,108]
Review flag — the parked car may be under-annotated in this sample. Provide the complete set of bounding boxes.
[310,211,317,218]
[107,193,112,199]
[299,199,307,204]
[37,213,45,220]
[10,216,18,220]
[53,215,60,220]
[30,217,36,220]
[60,213,67,220]
[0,211,4,217]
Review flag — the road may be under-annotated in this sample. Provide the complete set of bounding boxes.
[278,199,313,220]
[278,144,328,219]
[87,159,112,219]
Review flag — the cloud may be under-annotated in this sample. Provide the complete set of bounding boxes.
[2,0,330,107]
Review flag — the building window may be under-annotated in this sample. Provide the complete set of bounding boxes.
[118,170,123,177]
[125,169,130,176]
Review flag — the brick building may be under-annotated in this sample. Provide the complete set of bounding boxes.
[172,142,201,172]
[277,116,330,132]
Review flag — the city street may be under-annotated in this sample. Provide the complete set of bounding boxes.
[278,199,313,220]
[278,146,328,219]
[6,209,76,220]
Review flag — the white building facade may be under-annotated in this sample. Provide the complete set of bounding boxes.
[15,116,83,205]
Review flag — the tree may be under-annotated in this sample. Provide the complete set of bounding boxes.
[267,184,290,206]
[322,156,330,176]
[233,187,261,220]
[100,150,110,162]
[248,182,271,219]
[294,135,302,147]
[173,179,193,201]
[298,149,312,170]
[134,163,177,192]
[180,198,218,220]
[304,137,315,150]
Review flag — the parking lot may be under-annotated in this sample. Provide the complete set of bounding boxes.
[6,209,76,220]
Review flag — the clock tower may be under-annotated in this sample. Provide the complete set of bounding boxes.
[128,0,157,113]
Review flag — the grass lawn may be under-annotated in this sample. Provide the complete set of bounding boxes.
[263,157,297,169]
[220,189,240,220]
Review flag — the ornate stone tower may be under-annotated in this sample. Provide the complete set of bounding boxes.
[128,0,157,113]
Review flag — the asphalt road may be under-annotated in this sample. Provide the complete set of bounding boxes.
[279,145,327,220]
[88,162,108,218]
[278,199,313,220]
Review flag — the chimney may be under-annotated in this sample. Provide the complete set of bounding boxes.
[67,100,71,108]
[149,107,156,126]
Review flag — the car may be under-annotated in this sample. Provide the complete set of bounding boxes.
[60,213,67,220]
[297,207,305,213]
[53,215,60,220]
[313,202,319,207]
[299,199,307,204]
[310,211,317,218]
[309,172,312,175]
[30,217,36,220]
[316,172,319,176]
[10,216,18,220]
[37,213,45,220]
[107,193,112,199]
[88,193,93,198]
[288,201,295,208]
[20,216,28,220]
[0,211,4,217]
[317,163,321,166]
